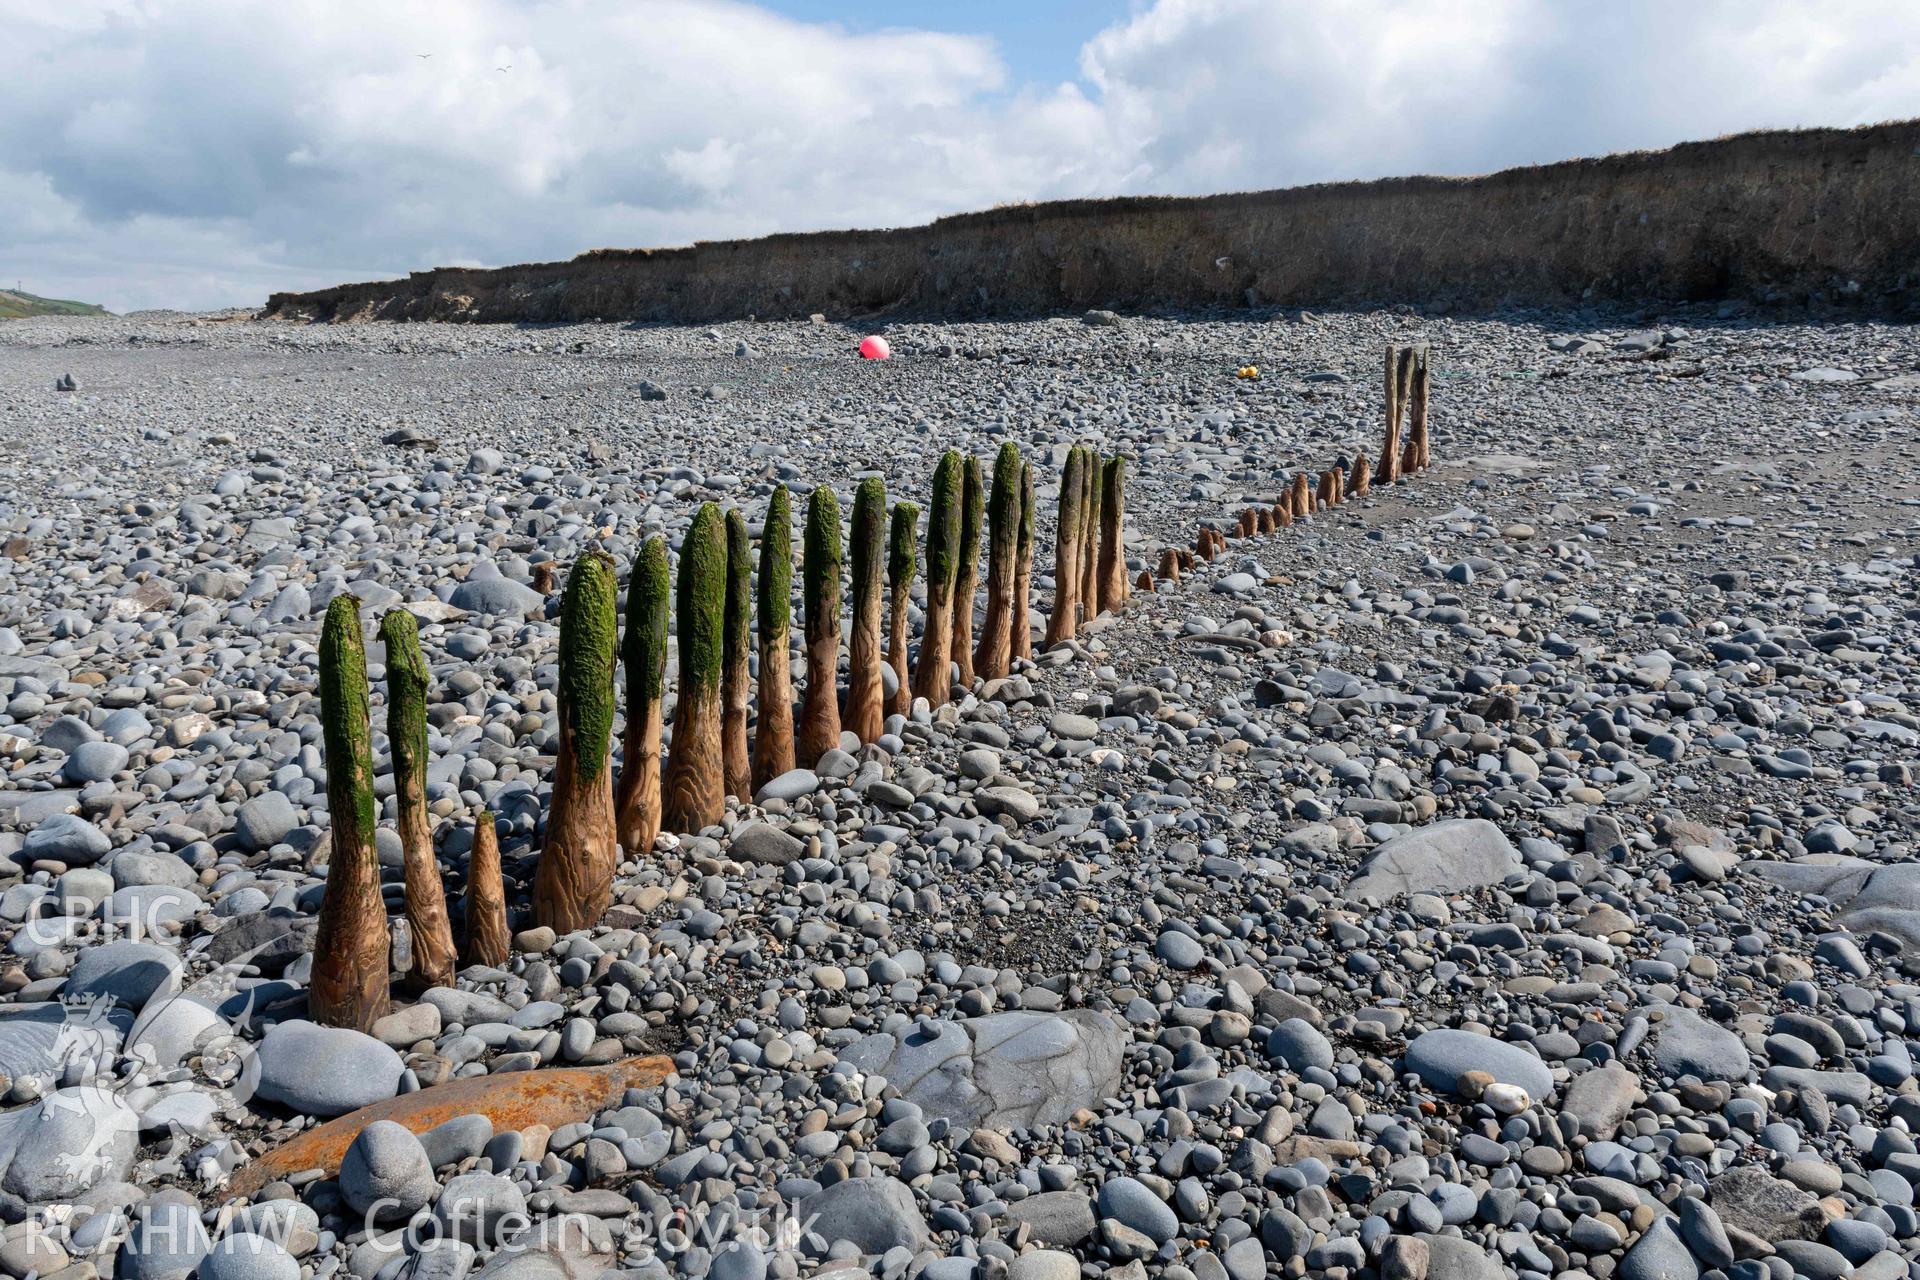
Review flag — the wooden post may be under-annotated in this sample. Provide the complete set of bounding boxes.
[1044,449,1087,647]
[1096,456,1128,613]
[912,452,963,706]
[463,811,509,968]
[974,443,1022,681]
[662,506,727,833]
[885,502,918,715]
[721,510,752,801]
[1009,463,1034,664]
[950,457,984,688]
[1376,344,1403,487]
[750,489,795,791]
[843,477,887,743]
[797,487,843,763]
[310,596,391,1032]
[1408,345,1431,471]
[1077,450,1101,626]
[1156,548,1182,584]
[617,537,669,852]
[534,553,618,933]
[379,608,455,991]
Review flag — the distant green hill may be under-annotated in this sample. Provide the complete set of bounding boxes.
[0,288,110,320]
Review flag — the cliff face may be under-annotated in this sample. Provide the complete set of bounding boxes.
[264,121,1920,324]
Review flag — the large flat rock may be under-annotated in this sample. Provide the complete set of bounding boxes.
[0,1085,139,1220]
[799,1176,928,1255]
[1405,1028,1554,1100]
[1348,820,1522,901]
[0,790,81,829]
[0,1002,136,1082]
[1652,1008,1750,1082]
[0,656,67,685]
[838,1010,1126,1131]
[1753,856,1920,952]
[1709,1166,1826,1241]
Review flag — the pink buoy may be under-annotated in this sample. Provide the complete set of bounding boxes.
[858,335,891,360]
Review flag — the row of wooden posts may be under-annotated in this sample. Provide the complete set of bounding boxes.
[1152,342,1433,585]
[303,343,1433,1033]
[305,441,1130,1032]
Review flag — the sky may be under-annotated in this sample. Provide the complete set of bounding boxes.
[4,0,1918,314]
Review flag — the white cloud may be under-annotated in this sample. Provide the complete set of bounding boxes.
[2,0,1916,312]
[1077,0,1920,191]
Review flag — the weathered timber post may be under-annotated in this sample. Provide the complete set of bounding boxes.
[534,552,618,933]
[797,487,843,763]
[617,537,668,853]
[1156,548,1182,584]
[1044,448,1087,647]
[950,457,984,688]
[1407,345,1431,471]
[662,505,727,832]
[974,443,1021,681]
[885,502,918,716]
[750,489,795,791]
[721,510,753,801]
[311,596,391,1032]
[1078,450,1102,625]
[843,477,887,743]
[464,811,509,968]
[1377,344,1404,487]
[912,451,963,705]
[1096,456,1128,614]
[1009,463,1034,664]
[379,608,456,991]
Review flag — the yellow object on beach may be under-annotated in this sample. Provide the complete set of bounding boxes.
[1236,365,1259,379]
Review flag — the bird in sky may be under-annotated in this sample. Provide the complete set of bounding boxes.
[415,53,431,59]
[497,64,512,71]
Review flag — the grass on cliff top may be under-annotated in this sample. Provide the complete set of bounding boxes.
[0,289,110,320]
